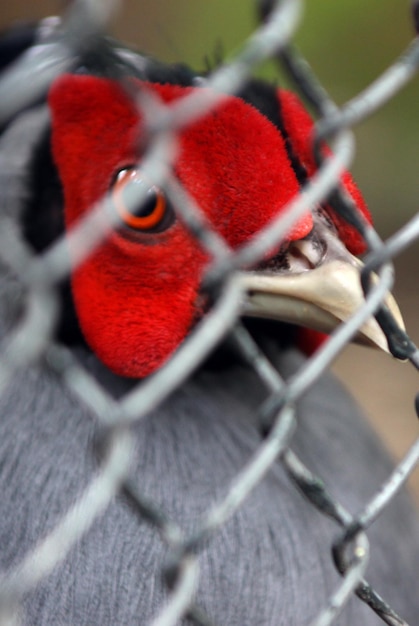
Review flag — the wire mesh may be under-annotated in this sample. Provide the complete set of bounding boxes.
[0,1,419,625]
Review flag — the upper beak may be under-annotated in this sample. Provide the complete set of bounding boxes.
[238,215,404,354]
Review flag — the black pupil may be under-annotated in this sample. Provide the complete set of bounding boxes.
[135,189,158,218]
[122,179,159,218]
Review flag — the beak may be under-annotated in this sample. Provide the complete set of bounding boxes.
[239,215,404,354]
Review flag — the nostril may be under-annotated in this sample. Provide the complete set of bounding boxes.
[289,237,326,270]
[287,244,312,272]
[286,236,326,272]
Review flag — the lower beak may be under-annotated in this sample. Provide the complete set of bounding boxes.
[239,221,404,355]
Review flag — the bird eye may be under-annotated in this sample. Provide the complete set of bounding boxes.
[111,167,173,233]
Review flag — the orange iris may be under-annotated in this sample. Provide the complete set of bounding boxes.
[112,168,167,231]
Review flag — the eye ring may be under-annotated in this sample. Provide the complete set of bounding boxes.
[111,167,171,232]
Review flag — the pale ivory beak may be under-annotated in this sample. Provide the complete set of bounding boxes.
[239,257,404,354]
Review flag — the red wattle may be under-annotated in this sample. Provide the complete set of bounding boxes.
[49,75,309,377]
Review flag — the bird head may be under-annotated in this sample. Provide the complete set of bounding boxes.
[48,74,403,378]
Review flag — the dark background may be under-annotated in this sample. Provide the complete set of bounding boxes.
[1,0,419,500]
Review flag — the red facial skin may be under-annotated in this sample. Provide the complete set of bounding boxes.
[277,90,370,256]
[49,76,370,377]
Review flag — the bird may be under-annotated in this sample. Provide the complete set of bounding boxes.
[0,21,418,626]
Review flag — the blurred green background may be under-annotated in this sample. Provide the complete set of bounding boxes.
[1,0,419,498]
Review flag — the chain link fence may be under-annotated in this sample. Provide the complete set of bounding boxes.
[0,0,419,624]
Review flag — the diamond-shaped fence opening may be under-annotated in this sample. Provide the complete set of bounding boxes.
[0,1,419,625]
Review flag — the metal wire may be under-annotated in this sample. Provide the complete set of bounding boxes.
[0,1,418,625]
